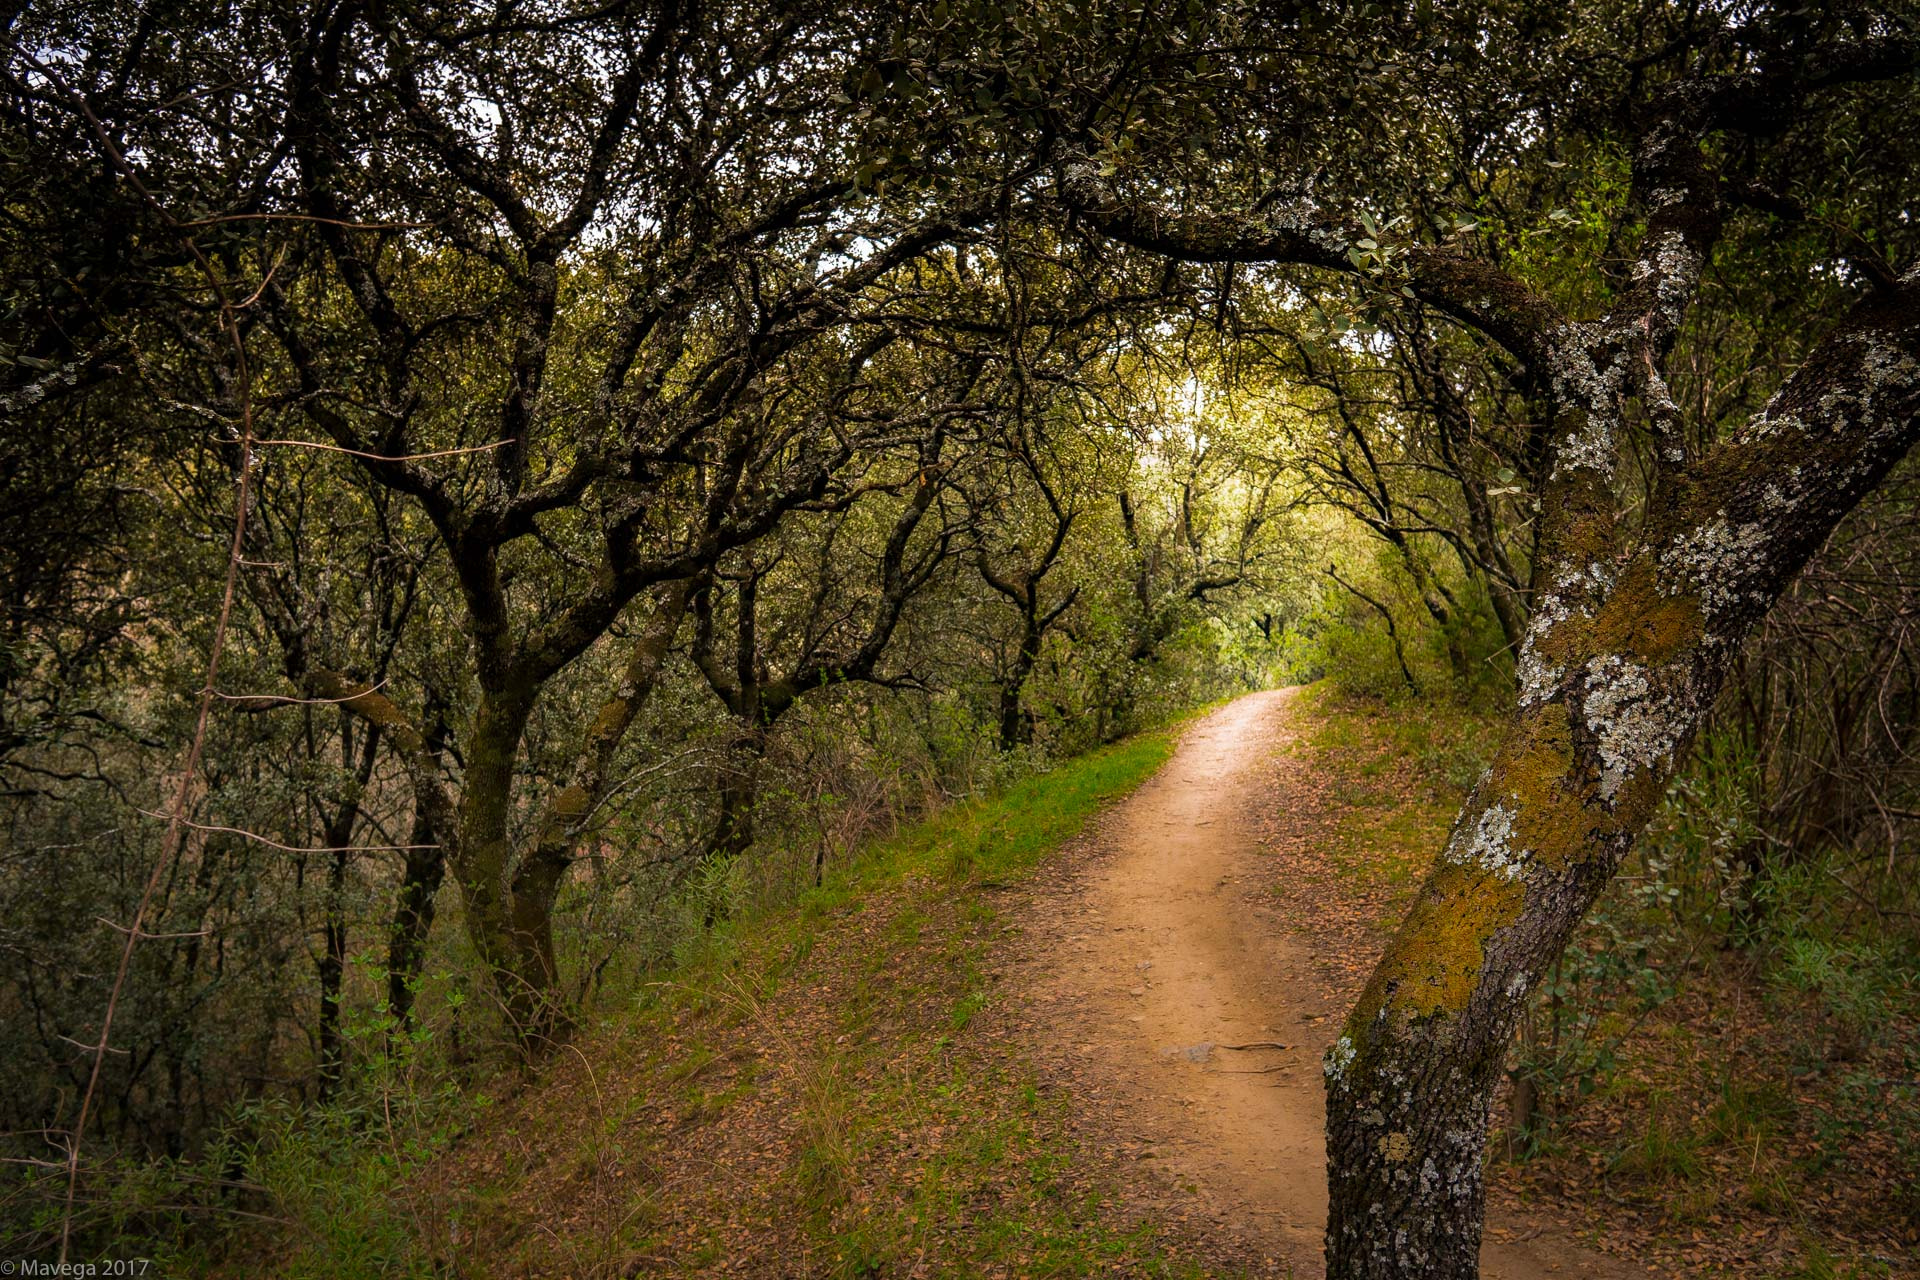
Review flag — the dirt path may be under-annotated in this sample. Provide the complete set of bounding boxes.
[1013,690,1635,1279]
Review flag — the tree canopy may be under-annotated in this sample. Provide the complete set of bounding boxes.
[4,2,1919,1276]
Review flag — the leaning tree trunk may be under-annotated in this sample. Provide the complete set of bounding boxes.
[503,580,695,1041]
[1323,277,1920,1278]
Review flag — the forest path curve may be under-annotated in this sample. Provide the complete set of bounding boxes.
[1009,689,1636,1279]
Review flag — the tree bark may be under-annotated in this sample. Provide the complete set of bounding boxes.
[316,844,350,1097]
[505,578,697,1029]
[998,625,1041,751]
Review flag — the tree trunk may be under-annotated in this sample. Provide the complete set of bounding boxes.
[385,827,444,1041]
[451,684,542,1034]
[503,579,695,1040]
[1324,277,1920,1279]
[710,756,760,861]
[999,622,1042,751]
[316,803,356,1097]
[316,848,349,1097]
[1326,591,1719,1274]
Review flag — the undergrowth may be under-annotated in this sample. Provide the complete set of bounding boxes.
[162,722,1231,1277]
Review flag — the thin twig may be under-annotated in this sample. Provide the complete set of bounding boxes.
[180,212,430,230]
[250,437,514,462]
[214,677,390,707]
[133,809,438,855]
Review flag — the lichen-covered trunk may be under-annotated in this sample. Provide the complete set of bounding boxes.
[451,684,543,1031]
[504,581,695,1040]
[1325,1019,1498,1277]
[1324,277,1920,1278]
[1324,666,1695,1276]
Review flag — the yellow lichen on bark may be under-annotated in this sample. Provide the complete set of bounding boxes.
[1535,559,1705,670]
[548,783,592,824]
[1501,702,1589,875]
[1355,858,1528,1023]
[1344,702,1580,1034]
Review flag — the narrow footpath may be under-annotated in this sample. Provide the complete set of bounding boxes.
[1008,690,1637,1279]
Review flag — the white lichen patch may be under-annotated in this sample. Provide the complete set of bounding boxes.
[1447,801,1530,881]
[1261,197,1351,256]
[1580,655,1683,801]
[1800,335,1920,444]
[1650,230,1702,328]
[1557,561,1614,599]
[1515,563,1613,705]
[1546,324,1631,479]
[1658,513,1770,618]
[1746,405,1808,440]
[1515,643,1564,707]
[1861,336,1920,434]
[1324,1034,1357,1086]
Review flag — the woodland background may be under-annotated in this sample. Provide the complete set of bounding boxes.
[2,0,1918,1275]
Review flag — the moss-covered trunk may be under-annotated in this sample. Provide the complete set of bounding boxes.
[505,580,695,1028]
[451,684,542,1031]
[1325,650,1702,1276]
[1324,274,1920,1277]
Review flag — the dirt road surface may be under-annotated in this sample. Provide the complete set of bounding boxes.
[1010,690,1635,1279]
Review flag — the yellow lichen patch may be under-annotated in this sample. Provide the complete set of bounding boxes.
[1599,761,1669,834]
[1380,1131,1414,1162]
[1534,558,1704,670]
[1590,562,1705,663]
[585,697,632,744]
[1346,704,1582,1030]
[1499,702,1593,876]
[548,783,592,824]
[1360,855,1528,1022]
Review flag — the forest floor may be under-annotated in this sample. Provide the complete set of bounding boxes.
[365,689,1916,1279]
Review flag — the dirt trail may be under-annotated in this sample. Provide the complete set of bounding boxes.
[1015,690,1634,1279]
